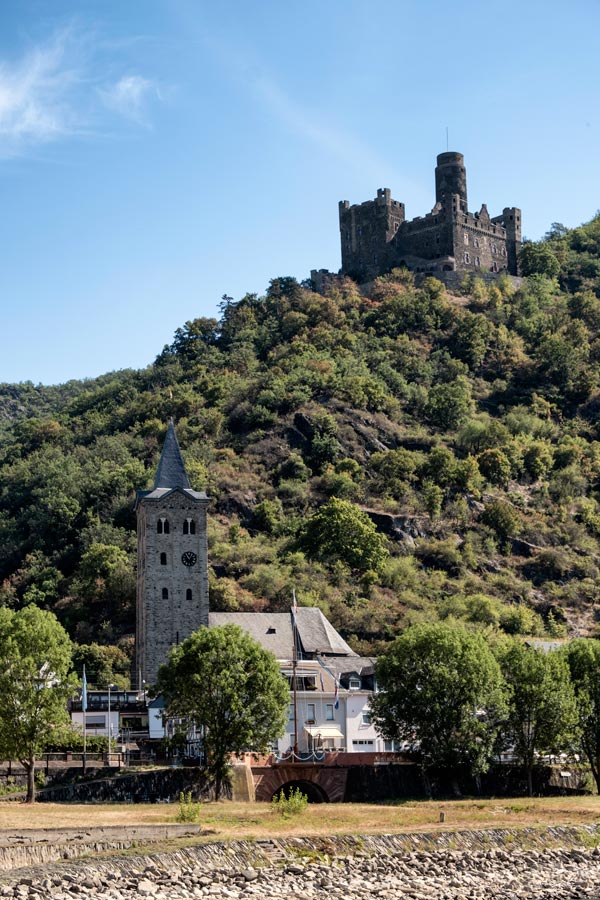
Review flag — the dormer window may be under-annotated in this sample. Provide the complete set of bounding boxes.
[349,676,361,690]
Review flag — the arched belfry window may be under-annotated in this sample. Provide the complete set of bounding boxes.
[183,518,196,535]
[157,520,163,534]
[157,518,170,535]
[160,552,167,566]
[190,520,196,535]
[186,588,192,602]
[162,588,169,600]
[163,519,170,534]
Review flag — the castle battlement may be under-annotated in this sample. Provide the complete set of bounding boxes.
[338,152,521,282]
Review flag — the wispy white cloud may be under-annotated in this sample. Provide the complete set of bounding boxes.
[0,28,161,157]
[99,74,159,124]
[0,31,80,149]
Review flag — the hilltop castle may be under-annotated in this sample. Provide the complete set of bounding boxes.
[336,151,521,283]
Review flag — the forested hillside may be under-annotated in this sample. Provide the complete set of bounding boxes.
[1,215,599,686]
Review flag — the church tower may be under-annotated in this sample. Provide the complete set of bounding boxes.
[135,422,209,687]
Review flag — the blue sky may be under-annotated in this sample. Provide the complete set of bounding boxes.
[1,0,599,385]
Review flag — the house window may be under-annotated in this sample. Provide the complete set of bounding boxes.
[162,588,168,600]
[186,588,192,602]
[306,704,316,722]
[352,739,374,747]
[362,711,372,726]
[160,552,167,566]
[384,739,402,752]
[326,704,334,721]
[85,715,106,728]
[349,677,361,690]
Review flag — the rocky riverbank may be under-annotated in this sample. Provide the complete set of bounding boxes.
[1,830,600,899]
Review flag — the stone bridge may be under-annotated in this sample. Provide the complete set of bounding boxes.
[251,763,348,803]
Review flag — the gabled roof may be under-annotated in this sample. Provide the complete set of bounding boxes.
[208,612,294,659]
[137,421,208,503]
[208,607,357,660]
[295,607,357,657]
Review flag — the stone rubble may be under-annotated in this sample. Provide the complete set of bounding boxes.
[1,846,600,900]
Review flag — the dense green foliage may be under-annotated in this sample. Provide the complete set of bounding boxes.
[566,639,600,792]
[372,622,507,777]
[1,215,600,673]
[156,624,289,798]
[497,637,578,795]
[0,606,76,801]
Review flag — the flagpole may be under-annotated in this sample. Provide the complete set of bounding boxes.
[82,666,87,776]
[292,590,299,758]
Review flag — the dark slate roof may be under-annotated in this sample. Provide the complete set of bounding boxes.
[295,607,357,657]
[320,656,376,678]
[136,421,208,504]
[208,612,294,659]
[155,421,191,490]
[208,607,357,660]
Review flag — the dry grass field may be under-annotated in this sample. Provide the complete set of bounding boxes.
[0,797,599,841]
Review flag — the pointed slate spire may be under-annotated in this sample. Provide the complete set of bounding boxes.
[154,420,191,490]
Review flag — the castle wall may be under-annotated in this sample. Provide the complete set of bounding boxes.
[339,188,405,281]
[136,492,209,687]
[339,154,521,280]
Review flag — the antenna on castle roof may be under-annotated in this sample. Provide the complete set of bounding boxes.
[446,126,449,151]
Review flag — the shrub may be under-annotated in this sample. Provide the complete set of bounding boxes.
[176,791,201,823]
[271,786,308,817]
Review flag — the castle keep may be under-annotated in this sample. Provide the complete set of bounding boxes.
[338,152,521,282]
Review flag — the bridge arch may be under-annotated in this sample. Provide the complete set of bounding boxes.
[271,779,328,803]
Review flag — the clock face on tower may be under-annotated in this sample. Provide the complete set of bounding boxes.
[181,551,197,567]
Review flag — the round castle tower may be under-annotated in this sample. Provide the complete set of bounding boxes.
[435,152,467,211]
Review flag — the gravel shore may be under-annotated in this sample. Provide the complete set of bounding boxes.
[2,845,600,900]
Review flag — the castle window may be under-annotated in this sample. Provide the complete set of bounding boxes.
[186,589,192,602]
[473,238,480,249]
[492,261,498,273]
[491,243,497,255]
[475,257,481,267]
[501,247,507,257]
[162,588,169,600]
[463,232,469,245]
[464,252,470,264]
[394,222,399,232]
[160,552,167,566]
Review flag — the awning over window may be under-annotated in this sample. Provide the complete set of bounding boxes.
[304,725,344,739]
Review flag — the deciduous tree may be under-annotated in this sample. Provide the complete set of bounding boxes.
[156,624,289,799]
[372,623,506,785]
[498,639,578,796]
[0,606,76,802]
